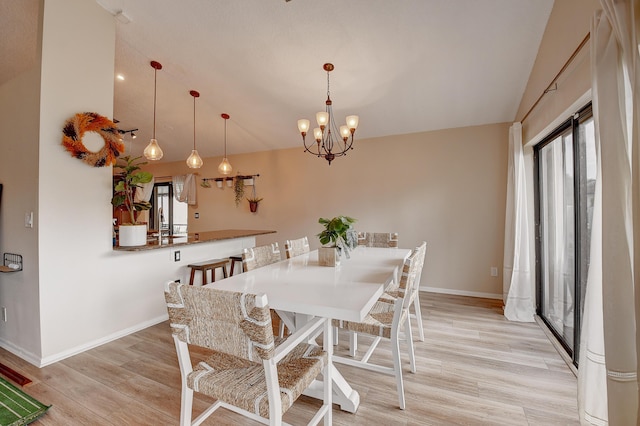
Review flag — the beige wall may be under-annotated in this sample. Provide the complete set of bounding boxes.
[145,122,510,298]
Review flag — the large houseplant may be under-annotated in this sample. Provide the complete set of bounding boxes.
[111,155,153,246]
[317,215,357,266]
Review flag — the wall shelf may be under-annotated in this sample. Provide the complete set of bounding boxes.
[202,174,260,189]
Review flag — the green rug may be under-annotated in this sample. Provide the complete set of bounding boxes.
[0,377,50,426]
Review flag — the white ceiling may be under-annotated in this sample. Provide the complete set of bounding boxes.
[2,0,554,163]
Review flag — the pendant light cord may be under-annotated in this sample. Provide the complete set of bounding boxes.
[193,95,196,150]
[224,118,227,157]
[152,68,157,139]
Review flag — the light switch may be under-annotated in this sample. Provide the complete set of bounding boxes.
[24,212,33,228]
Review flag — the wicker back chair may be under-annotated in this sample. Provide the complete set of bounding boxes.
[242,243,281,271]
[357,232,399,248]
[332,242,426,410]
[164,282,332,425]
[284,236,310,259]
[380,241,427,341]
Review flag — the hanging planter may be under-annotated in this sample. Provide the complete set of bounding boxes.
[234,177,245,206]
[225,177,234,187]
[214,178,224,188]
[246,177,262,212]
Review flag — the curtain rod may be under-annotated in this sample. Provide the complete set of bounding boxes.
[520,32,591,124]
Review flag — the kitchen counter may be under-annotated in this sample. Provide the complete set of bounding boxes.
[113,229,276,252]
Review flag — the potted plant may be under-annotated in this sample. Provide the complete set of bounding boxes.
[317,216,357,266]
[111,155,153,246]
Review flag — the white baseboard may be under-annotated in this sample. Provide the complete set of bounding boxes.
[0,339,41,367]
[0,314,169,368]
[420,286,502,300]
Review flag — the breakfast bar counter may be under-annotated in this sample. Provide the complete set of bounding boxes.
[113,229,276,251]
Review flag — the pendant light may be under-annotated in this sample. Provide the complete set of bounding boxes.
[186,90,203,168]
[143,60,164,160]
[218,113,233,175]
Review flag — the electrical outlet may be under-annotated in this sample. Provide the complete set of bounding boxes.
[174,251,181,262]
[490,267,498,277]
[194,212,199,219]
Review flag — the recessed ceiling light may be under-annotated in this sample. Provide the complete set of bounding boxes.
[116,74,125,81]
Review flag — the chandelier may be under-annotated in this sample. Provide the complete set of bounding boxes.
[297,63,359,165]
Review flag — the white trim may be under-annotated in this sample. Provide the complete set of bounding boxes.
[0,314,169,368]
[420,286,502,300]
[525,90,592,147]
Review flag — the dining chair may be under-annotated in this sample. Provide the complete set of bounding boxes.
[332,241,426,410]
[242,243,281,271]
[357,232,399,248]
[242,243,293,337]
[380,242,427,341]
[284,236,310,259]
[164,282,332,426]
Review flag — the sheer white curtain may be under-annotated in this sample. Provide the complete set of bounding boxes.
[503,122,535,322]
[579,3,639,425]
[172,174,196,205]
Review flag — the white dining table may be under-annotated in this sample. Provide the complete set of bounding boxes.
[207,246,411,413]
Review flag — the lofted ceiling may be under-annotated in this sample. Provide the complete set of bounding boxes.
[1,0,554,164]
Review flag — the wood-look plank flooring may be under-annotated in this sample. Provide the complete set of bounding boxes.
[0,293,579,425]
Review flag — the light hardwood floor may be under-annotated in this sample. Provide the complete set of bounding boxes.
[0,293,579,425]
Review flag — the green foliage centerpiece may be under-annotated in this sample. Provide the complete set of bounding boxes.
[317,215,357,266]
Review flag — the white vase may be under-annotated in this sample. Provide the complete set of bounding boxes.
[118,224,147,247]
[318,246,340,267]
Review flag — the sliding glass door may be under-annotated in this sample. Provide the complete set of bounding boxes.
[534,104,595,365]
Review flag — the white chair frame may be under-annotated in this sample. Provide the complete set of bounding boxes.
[172,292,333,426]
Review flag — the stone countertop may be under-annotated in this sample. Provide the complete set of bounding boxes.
[113,229,276,252]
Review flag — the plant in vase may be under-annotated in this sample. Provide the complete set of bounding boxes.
[317,215,357,266]
[111,155,153,246]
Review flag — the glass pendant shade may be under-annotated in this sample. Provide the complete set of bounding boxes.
[313,127,323,141]
[316,111,329,127]
[340,125,350,140]
[218,157,232,175]
[144,138,163,160]
[297,119,310,134]
[186,150,203,168]
[346,115,359,130]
